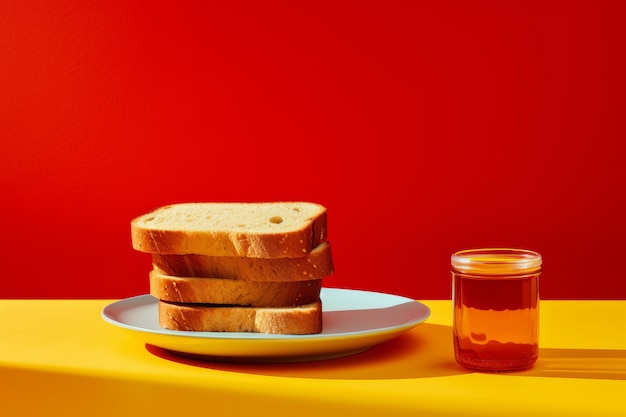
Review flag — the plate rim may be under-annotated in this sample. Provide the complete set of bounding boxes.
[101,288,430,342]
[101,288,430,361]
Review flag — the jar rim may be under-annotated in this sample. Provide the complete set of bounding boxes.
[451,248,542,275]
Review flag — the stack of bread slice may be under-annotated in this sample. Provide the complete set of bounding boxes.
[130,202,333,334]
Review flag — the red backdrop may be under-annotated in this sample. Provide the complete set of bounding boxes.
[1,1,624,300]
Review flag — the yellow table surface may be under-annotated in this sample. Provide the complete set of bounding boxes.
[0,298,624,417]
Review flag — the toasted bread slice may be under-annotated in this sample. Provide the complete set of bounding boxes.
[152,241,333,281]
[150,270,322,307]
[158,299,322,334]
[131,202,327,258]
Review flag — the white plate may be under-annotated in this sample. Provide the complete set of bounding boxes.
[102,288,430,363]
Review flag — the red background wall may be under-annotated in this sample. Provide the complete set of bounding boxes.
[1,1,624,300]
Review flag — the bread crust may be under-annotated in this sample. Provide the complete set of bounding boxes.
[152,241,333,282]
[158,300,323,334]
[131,202,327,258]
[150,270,322,307]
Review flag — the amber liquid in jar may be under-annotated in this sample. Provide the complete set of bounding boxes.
[452,249,541,372]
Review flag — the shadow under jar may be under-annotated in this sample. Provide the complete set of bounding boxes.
[452,248,542,372]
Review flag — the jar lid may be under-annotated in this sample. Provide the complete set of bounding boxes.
[451,248,542,275]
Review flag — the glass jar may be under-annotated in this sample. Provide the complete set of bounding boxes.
[452,248,542,371]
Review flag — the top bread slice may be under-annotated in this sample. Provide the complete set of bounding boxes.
[131,202,327,258]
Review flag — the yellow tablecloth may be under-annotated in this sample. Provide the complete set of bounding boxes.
[0,298,624,417]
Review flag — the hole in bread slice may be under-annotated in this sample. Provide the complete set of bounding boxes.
[269,216,283,224]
